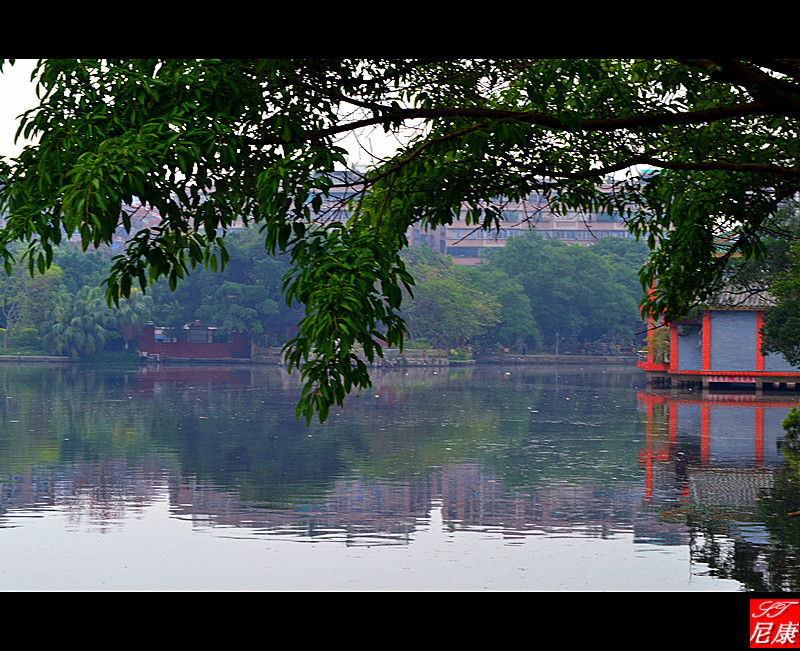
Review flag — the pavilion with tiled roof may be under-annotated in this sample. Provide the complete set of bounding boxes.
[639,285,800,392]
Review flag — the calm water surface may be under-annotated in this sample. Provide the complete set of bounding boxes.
[0,362,798,591]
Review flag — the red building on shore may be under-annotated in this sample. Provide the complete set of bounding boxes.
[136,321,250,361]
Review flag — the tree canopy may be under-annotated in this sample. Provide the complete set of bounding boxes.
[400,250,502,349]
[484,233,647,348]
[1,58,800,422]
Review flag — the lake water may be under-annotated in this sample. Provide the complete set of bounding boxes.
[0,361,798,591]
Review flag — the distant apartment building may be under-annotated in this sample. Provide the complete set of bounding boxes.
[75,173,635,264]
[409,196,633,266]
[325,171,635,266]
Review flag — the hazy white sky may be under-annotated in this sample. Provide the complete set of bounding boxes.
[0,59,38,158]
[0,59,407,167]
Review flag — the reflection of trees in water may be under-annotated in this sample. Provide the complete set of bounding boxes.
[0,364,156,470]
[689,465,800,593]
[0,365,652,506]
[2,364,800,588]
[0,364,645,515]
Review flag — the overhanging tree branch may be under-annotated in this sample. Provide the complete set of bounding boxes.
[4,57,800,422]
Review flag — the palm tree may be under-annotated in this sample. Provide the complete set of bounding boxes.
[114,289,152,349]
[40,286,116,358]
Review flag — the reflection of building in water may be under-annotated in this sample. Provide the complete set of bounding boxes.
[0,445,779,551]
[638,391,800,591]
[0,460,167,531]
[637,392,794,508]
[1,390,792,548]
[135,365,252,397]
[165,463,681,546]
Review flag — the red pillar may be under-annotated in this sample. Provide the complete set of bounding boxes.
[702,311,711,371]
[755,406,764,467]
[670,323,678,369]
[669,403,677,446]
[644,401,653,502]
[701,404,710,465]
[646,284,656,366]
[756,310,765,371]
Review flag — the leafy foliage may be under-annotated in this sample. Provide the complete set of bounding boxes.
[115,289,152,349]
[3,58,800,420]
[484,233,646,348]
[400,253,501,348]
[461,264,541,351]
[760,241,800,367]
[39,286,118,358]
[282,223,412,423]
[0,259,62,349]
[734,202,800,365]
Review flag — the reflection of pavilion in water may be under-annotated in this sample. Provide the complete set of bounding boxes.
[637,392,794,510]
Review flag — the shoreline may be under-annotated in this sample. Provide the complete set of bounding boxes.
[0,355,76,363]
[0,352,642,367]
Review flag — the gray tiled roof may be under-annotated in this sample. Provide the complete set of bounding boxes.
[707,286,775,309]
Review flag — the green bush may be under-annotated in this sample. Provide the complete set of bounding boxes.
[784,404,800,447]
[10,327,40,349]
[448,347,472,361]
